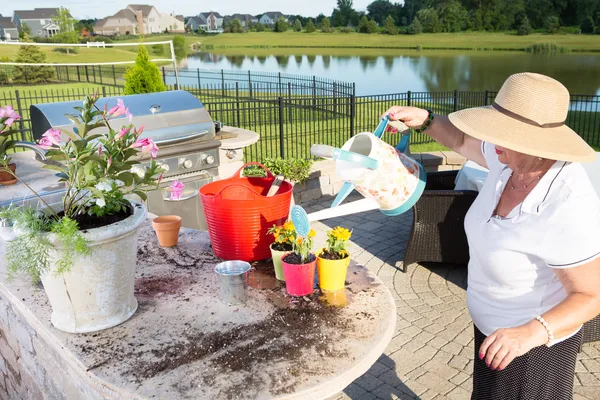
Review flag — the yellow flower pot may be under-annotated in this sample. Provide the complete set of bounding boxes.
[317,249,351,292]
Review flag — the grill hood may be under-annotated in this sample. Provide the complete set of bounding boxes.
[30,90,216,145]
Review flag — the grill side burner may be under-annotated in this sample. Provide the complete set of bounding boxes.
[29,91,222,231]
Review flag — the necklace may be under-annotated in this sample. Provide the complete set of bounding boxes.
[509,172,542,190]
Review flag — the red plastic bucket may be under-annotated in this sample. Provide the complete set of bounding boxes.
[200,163,293,262]
[282,257,316,297]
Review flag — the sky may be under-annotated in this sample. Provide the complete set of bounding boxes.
[1,0,374,20]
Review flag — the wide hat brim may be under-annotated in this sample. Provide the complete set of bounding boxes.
[448,105,596,163]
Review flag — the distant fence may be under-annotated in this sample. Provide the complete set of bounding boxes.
[2,86,599,162]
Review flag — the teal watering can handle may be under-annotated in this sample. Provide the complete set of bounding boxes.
[310,144,379,170]
[373,115,412,154]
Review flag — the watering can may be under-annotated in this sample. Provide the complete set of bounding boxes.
[307,116,426,222]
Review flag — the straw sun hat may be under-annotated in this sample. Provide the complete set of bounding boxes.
[448,72,596,163]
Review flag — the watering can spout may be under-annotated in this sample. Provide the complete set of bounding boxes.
[306,198,380,222]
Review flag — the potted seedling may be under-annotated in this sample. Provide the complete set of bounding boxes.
[267,220,296,281]
[4,94,163,334]
[281,225,317,297]
[0,105,22,186]
[317,226,352,292]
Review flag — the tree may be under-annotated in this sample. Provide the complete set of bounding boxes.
[19,23,31,40]
[581,16,595,33]
[408,17,423,34]
[305,20,316,33]
[517,15,533,35]
[358,15,378,33]
[383,15,398,34]
[172,35,186,58]
[53,7,76,33]
[13,45,55,84]
[321,17,332,32]
[124,46,166,95]
[274,18,289,32]
[294,19,303,32]
[226,18,244,33]
[52,31,80,54]
[546,15,560,33]
[255,23,266,32]
[338,0,357,26]
[416,8,441,33]
[367,0,395,25]
[438,0,469,33]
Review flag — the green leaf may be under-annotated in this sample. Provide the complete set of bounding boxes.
[118,172,134,187]
[59,127,79,142]
[133,191,147,201]
[42,164,67,173]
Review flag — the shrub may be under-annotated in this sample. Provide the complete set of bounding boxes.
[339,26,355,33]
[255,23,266,32]
[517,16,533,36]
[294,19,303,32]
[546,16,560,34]
[151,43,164,55]
[358,16,378,33]
[274,18,289,32]
[417,8,441,33]
[321,17,332,32]
[0,57,11,84]
[581,16,595,34]
[124,46,166,95]
[13,45,55,84]
[305,20,316,33]
[383,15,398,34]
[243,158,313,183]
[408,18,423,34]
[526,43,569,53]
[91,36,113,43]
[52,31,80,54]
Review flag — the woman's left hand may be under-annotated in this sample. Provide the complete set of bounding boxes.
[479,321,548,370]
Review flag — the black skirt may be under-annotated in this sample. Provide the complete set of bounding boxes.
[472,325,582,400]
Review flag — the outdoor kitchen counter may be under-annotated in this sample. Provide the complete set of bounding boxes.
[0,220,397,399]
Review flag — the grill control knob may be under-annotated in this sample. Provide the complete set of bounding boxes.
[181,159,193,169]
[203,155,215,165]
[157,162,169,172]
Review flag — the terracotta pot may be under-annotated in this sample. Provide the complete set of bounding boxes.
[152,215,182,247]
[0,163,17,186]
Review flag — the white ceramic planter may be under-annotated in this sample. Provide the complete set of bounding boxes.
[40,203,147,333]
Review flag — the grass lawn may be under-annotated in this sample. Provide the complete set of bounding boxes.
[126,32,600,53]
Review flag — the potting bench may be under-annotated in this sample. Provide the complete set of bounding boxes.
[0,220,397,399]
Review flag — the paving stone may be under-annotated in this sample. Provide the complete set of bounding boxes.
[577,372,600,386]
[370,383,405,400]
[401,338,427,353]
[356,393,379,400]
[423,324,446,335]
[406,366,428,380]
[355,374,386,392]
[412,318,433,330]
[446,386,472,400]
[367,361,392,378]
[450,371,471,386]
[401,379,429,396]
[418,389,441,400]
[414,345,438,362]
[460,377,473,391]
[427,336,449,349]
[342,383,368,399]
[402,313,423,323]
[431,350,454,365]
[441,342,463,356]
[581,359,600,373]
[402,325,423,338]
[386,334,413,353]
[449,355,471,371]
[415,372,456,395]
[377,369,407,387]
[422,359,460,381]
[459,347,473,360]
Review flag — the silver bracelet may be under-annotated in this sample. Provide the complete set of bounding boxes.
[534,315,555,347]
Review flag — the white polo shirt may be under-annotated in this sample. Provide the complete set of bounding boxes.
[465,142,600,341]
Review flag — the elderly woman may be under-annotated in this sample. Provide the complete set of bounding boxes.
[384,73,600,399]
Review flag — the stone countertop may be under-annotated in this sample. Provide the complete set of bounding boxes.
[0,221,396,400]
[217,126,260,150]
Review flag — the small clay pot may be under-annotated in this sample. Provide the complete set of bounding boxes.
[0,163,17,186]
[152,215,182,247]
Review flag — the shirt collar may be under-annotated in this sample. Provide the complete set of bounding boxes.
[520,161,567,215]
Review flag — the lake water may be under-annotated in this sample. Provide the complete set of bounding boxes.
[179,50,600,96]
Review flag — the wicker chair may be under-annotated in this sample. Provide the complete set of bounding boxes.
[402,170,478,271]
[402,170,600,345]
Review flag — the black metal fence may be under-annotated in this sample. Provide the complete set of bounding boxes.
[2,86,599,162]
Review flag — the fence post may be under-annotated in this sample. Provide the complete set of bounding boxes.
[162,67,166,85]
[197,68,201,90]
[312,76,316,107]
[453,89,458,112]
[221,69,225,97]
[278,97,285,158]
[102,86,107,98]
[99,66,103,84]
[77,66,81,82]
[350,93,356,138]
[112,65,117,86]
[235,82,241,127]
[85,65,90,83]
[484,90,489,106]
[55,66,60,82]
[333,82,338,114]
[248,70,252,98]
[14,90,26,141]
[278,72,282,96]
[92,65,97,83]
[287,83,292,122]
[65,66,70,82]
[407,91,412,107]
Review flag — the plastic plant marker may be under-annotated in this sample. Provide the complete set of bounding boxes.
[291,205,310,237]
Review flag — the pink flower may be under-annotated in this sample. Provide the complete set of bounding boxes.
[97,146,103,156]
[168,180,185,200]
[157,173,163,184]
[131,137,159,159]
[116,126,131,139]
[107,99,132,120]
[0,105,21,132]
[135,125,144,138]
[107,156,113,169]
[38,128,61,149]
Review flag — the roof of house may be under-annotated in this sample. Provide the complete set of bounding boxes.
[228,14,257,20]
[94,8,137,28]
[14,8,61,20]
[0,17,17,29]
[176,15,184,22]
[186,16,207,25]
[199,12,223,18]
[262,12,285,20]
[127,4,156,17]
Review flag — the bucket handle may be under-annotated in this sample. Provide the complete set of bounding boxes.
[233,162,275,179]
[373,115,411,154]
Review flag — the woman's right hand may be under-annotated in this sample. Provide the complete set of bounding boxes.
[382,106,430,133]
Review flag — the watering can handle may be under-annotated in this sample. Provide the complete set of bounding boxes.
[311,144,379,170]
[374,115,412,154]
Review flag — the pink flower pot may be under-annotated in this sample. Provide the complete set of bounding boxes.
[282,255,316,297]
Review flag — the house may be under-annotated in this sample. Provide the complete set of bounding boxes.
[0,15,19,41]
[186,16,208,32]
[126,4,162,34]
[224,14,258,29]
[12,8,63,38]
[259,12,287,26]
[160,13,185,33]
[93,9,138,36]
[198,12,224,32]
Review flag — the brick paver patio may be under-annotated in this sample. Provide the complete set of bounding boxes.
[301,195,600,400]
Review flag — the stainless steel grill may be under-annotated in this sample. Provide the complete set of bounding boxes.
[30,90,222,230]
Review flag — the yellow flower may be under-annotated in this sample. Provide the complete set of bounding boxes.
[283,221,295,232]
[308,229,316,238]
[332,227,351,241]
[273,232,280,241]
[296,237,303,245]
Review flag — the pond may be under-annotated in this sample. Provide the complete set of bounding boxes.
[179,50,600,96]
